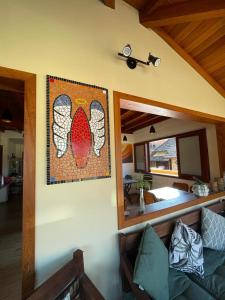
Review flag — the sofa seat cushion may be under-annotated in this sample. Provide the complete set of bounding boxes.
[204,248,225,276]
[169,268,215,300]
[173,281,215,300]
[188,248,225,300]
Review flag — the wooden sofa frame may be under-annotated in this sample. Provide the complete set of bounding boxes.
[26,250,105,300]
[119,200,225,300]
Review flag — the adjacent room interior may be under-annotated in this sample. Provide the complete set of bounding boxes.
[0,77,24,300]
[121,111,218,213]
[114,92,225,229]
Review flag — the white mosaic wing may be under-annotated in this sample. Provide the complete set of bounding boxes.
[89,100,105,157]
[53,94,72,158]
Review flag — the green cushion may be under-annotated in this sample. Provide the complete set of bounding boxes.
[189,249,225,299]
[133,224,169,300]
[203,248,225,276]
[169,268,190,299]
[169,268,215,300]
[173,280,215,300]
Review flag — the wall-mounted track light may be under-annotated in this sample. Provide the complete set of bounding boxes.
[118,44,161,69]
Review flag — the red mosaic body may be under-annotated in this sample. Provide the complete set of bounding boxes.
[71,107,92,168]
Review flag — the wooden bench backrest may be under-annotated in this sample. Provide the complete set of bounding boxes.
[26,250,105,300]
[119,201,225,261]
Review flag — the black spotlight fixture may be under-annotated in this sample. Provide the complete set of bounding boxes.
[123,135,128,142]
[148,53,161,67]
[149,125,156,134]
[118,45,161,70]
[1,109,13,123]
[122,44,132,57]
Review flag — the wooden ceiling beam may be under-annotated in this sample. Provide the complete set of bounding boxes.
[152,27,225,99]
[140,0,158,15]
[124,115,168,132]
[122,113,145,125]
[121,110,138,121]
[102,0,115,9]
[121,113,149,127]
[140,0,225,27]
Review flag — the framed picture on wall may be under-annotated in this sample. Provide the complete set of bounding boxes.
[46,75,111,185]
[122,143,133,163]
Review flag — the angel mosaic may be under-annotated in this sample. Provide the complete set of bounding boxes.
[47,76,111,184]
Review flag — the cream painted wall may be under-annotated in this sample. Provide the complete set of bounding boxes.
[1,0,225,299]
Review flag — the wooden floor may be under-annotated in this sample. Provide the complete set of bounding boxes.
[0,191,22,300]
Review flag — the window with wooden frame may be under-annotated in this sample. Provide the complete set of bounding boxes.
[134,129,210,182]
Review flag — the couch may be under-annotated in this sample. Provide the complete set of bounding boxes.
[119,200,225,300]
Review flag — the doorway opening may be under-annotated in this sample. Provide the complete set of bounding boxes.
[0,67,36,299]
[114,91,225,229]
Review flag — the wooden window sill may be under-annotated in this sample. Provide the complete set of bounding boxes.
[122,191,225,229]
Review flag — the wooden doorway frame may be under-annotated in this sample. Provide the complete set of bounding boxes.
[0,66,36,298]
[114,91,225,229]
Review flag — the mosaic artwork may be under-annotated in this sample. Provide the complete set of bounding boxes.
[122,144,133,163]
[47,75,111,184]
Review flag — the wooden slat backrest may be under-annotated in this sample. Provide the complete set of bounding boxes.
[119,200,225,257]
[27,250,84,300]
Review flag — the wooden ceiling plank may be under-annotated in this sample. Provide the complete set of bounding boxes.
[212,67,225,79]
[205,57,225,74]
[167,23,188,38]
[180,19,215,50]
[102,0,115,9]
[121,110,137,121]
[152,27,225,99]
[163,24,177,34]
[126,116,169,132]
[121,111,144,124]
[174,21,202,44]
[140,0,225,27]
[123,0,148,10]
[125,115,167,131]
[140,0,159,15]
[218,76,225,86]
[196,35,225,62]
[191,24,225,57]
[122,112,149,127]
[185,19,225,53]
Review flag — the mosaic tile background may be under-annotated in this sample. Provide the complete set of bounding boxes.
[47,75,111,185]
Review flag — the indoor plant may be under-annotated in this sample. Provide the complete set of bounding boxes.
[136,174,150,214]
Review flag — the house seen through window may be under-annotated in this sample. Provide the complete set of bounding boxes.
[149,138,178,176]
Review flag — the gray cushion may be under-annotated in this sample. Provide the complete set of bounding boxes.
[202,207,225,251]
[169,220,204,277]
[133,224,169,300]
